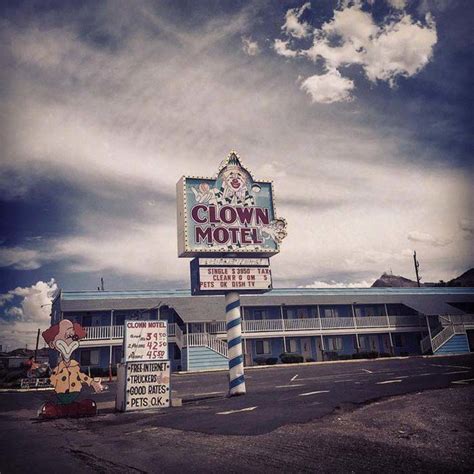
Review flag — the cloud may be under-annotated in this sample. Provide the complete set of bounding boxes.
[0,279,58,350]
[300,69,355,103]
[241,36,260,56]
[407,230,452,247]
[299,279,372,288]
[275,1,437,101]
[282,2,311,39]
[459,218,474,240]
[273,39,298,58]
[0,246,44,270]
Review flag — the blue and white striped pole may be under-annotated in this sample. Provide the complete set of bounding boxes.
[225,291,246,396]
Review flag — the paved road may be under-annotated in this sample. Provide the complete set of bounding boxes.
[1,354,473,473]
[2,354,474,436]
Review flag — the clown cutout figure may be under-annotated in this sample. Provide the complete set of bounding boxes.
[39,319,103,419]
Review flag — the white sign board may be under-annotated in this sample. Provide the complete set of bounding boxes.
[117,361,170,411]
[197,257,269,266]
[124,320,168,362]
[199,266,272,291]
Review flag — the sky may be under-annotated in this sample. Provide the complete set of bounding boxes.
[0,0,472,349]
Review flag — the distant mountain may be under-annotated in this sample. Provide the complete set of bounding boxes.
[371,268,474,288]
[372,273,419,288]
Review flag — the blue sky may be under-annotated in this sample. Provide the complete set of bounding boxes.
[1,0,472,348]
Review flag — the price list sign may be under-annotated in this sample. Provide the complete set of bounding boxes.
[124,320,168,362]
[123,361,170,411]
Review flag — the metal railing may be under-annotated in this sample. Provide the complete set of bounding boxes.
[186,333,228,358]
[431,325,455,353]
[420,334,432,353]
[84,323,177,341]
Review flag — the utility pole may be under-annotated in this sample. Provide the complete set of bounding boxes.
[413,251,421,287]
[101,277,105,291]
[34,328,40,362]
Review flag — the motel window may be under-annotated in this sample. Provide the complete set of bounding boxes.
[327,337,343,351]
[254,309,267,320]
[394,334,404,348]
[80,349,100,366]
[114,314,126,326]
[323,307,339,318]
[256,340,271,355]
[289,339,298,353]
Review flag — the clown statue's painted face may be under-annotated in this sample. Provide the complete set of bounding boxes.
[49,319,82,362]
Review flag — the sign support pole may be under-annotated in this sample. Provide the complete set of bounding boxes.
[225,291,246,396]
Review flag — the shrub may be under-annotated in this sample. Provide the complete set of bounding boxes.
[4,370,24,382]
[266,357,278,365]
[305,358,315,363]
[379,352,392,358]
[337,354,352,360]
[352,351,379,360]
[323,351,339,361]
[253,357,267,366]
[279,352,304,364]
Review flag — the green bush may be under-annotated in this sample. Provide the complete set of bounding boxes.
[266,357,278,365]
[253,357,267,366]
[352,351,379,360]
[379,352,392,358]
[4,370,24,382]
[305,358,316,362]
[323,351,339,361]
[337,354,352,360]
[279,352,304,364]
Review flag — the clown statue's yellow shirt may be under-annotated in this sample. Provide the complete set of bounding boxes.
[50,360,93,394]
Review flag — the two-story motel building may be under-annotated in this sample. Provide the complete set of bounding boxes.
[50,287,474,373]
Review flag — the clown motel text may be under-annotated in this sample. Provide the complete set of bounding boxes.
[116,361,170,411]
[124,320,168,362]
[191,205,269,246]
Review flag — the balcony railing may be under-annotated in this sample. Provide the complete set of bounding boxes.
[82,315,427,342]
[84,323,177,341]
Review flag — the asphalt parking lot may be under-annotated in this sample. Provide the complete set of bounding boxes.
[1,354,473,473]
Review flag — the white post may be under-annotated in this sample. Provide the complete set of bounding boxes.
[186,323,190,371]
[384,304,394,353]
[225,292,246,396]
[352,304,360,351]
[280,305,287,351]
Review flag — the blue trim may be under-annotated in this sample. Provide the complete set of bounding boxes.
[229,375,245,389]
[61,287,474,301]
[226,318,241,331]
[229,355,243,369]
[228,336,242,349]
[226,299,240,312]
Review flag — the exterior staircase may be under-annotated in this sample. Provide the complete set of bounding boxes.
[182,332,228,372]
[420,315,471,355]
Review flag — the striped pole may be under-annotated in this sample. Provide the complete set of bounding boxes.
[225,291,246,396]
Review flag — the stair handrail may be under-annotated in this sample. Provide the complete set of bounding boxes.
[186,332,228,358]
[431,325,455,353]
[175,324,184,350]
[420,334,432,353]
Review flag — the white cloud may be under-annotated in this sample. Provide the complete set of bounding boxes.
[282,2,311,39]
[276,2,437,101]
[241,36,260,56]
[300,69,354,103]
[0,246,44,270]
[274,39,298,58]
[459,218,474,239]
[299,280,372,288]
[407,230,452,247]
[0,279,58,350]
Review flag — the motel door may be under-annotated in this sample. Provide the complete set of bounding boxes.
[301,338,312,361]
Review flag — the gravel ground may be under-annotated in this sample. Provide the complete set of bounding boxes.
[71,385,474,473]
[1,385,473,473]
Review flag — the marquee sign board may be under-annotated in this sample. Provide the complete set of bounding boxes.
[116,361,170,411]
[190,258,272,295]
[124,320,168,362]
[177,152,287,257]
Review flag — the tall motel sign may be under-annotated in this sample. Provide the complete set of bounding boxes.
[177,151,287,395]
